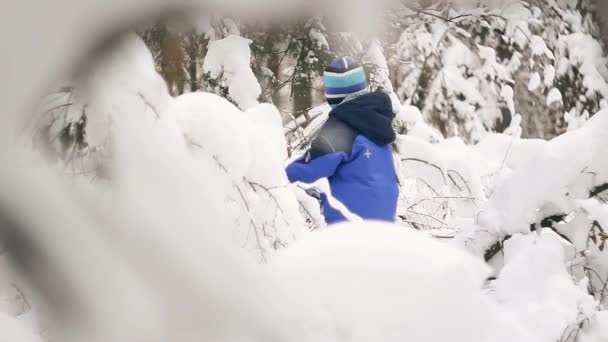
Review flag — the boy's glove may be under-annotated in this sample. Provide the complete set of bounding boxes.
[304,187,322,200]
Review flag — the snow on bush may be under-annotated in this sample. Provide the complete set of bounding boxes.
[363,39,401,114]
[389,116,608,340]
[26,33,304,264]
[25,33,172,179]
[491,231,596,342]
[0,255,43,342]
[479,109,608,236]
[395,105,443,143]
[390,0,608,141]
[203,35,261,110]
[392,7,514,143]
[170,92,305,261]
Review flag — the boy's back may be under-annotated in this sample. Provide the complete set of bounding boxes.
[329,133,399,223]
[286,91,399,224]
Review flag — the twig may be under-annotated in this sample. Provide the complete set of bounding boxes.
[401,157,447,185]
[485,235,512,262]
[404,209,449,226]
[447,169,472,195]
[398,217,456,231]
[416,178,441,197]
[433,196,485,202]
[234,183,267,263]
[137,92,160,119]
[45,103,73,114]
[10,283,30,316]
[590,183,608,198]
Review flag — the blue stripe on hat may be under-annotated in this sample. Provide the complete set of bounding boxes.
[324,81,368,95]
[323,69,367,88]
[323,56,368,107]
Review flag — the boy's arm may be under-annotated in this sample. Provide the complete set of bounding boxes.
[286,118,356,184]
[286,148,347,184]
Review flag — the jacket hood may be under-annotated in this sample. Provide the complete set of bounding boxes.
[329,91,396,145]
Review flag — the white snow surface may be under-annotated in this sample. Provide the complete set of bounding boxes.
[547,87,563,106]
[493,232,595,342]
[203,35,261,110]
[528,72,541,92]
[169,92,305,262]
[556,33,608,99]
[269,223,532,342]
[479,109,608,236]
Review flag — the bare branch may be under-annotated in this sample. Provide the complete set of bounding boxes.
[401,157,447,185]
[590,183,608,198]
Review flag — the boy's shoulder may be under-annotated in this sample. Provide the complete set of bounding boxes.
[309,117,359,159]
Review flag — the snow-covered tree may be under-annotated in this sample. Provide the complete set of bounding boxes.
[388,0,608,141]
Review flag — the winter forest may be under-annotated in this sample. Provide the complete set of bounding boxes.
[4,0,608,341]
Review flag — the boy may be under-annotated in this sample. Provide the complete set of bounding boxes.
[286,57,399,224]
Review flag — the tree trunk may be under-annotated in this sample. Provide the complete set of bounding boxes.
[592,0,608,48]
[186,33,199,92]
[293,89,312,122]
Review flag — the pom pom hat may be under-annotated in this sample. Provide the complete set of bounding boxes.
[323,57,368,108]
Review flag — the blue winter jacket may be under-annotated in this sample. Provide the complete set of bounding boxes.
[286,92,399,224]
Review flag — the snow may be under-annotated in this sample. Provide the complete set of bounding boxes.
[364,40,393,92]
[0,312,42,342]
[269,222,530,342]
[309,29,329,50]
[556,33,608,99]
[502,2,534,49]
[528,72,541,92]
[504,113,523,138]
[76,32,172,146]
[565,108,591,131]
[168,92,305,261]
[544,65,556,87]
[547,87,563,105]
[173,92,252,176]
[0,255,43,342]
[474,133,547,172]
[391,0,607,141]
[530,35,555,61]
[501,84,515,114]
[478,109,608,236]
[396,105,443,143]
[203,35,261,110]
[493,232,596,342]
[581,311,608,341]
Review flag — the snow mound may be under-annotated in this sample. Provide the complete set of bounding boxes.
[493,232,596,342]
[473,133,547,172]
[270,222,530,342]
[0,313,42,342]
[581,311,608,341]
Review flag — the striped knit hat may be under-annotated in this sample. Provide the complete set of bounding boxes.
[323,57,368,108]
